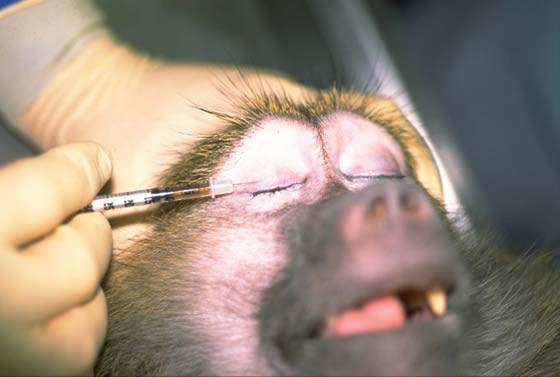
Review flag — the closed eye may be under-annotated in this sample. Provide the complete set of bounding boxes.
[252,180,306,197]
[344,173,405,183]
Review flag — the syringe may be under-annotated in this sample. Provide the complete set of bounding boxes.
[80,179,254,212]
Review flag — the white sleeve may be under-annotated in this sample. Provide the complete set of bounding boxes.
[0,0,108,130]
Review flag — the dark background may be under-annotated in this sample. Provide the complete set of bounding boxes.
[1,0,558,252]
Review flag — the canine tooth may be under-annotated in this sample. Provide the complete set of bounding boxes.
[425,288,446,317]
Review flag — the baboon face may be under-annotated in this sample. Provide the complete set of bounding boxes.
[97,89,469,376]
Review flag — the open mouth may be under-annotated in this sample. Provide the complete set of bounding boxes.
[321,286,449,337]
[265,249,463,376]
[265,239,463,376]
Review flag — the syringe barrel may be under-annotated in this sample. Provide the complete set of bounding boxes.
[84,189,154,211]
[80,180,234,212]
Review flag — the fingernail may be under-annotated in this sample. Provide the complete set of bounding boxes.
[97,145,113,178]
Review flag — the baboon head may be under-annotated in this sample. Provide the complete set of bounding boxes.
[96,88,473,376]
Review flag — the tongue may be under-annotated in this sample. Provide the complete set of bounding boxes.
[324,295,406,337]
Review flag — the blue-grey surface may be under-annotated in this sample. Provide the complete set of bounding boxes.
[0,117,34,165]
[380,0,560,249]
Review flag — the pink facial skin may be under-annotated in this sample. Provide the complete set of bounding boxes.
[214,113,407,212]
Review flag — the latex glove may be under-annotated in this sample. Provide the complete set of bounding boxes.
[0,142,112,376]
[20,36,313,248]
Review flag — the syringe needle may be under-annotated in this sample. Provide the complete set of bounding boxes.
[232,180,262,188]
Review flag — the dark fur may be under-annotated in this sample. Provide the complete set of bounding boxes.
[460,232,560,375]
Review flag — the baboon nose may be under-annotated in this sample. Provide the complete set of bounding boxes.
[363,181,433,222]
[341,180,436,241]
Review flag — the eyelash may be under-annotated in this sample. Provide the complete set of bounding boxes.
[252,182,305,197]
[344,173,405,183]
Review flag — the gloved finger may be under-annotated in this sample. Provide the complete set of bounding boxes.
[33,289,107,376]
[2,212,112,322]
[0,141,112,246]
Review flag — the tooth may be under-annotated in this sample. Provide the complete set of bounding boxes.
[425,287,447,317]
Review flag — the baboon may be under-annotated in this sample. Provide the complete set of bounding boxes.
[95,88,560,376]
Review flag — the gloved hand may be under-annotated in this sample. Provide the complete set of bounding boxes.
[0,142,112,376]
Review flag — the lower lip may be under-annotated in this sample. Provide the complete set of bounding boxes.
[278,313,463,368]
[280,313,463,376]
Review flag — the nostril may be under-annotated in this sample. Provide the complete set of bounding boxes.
[399,190,429,217]
[341,196,388,242]
[366,197,387,221]
[341,183,434,242]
